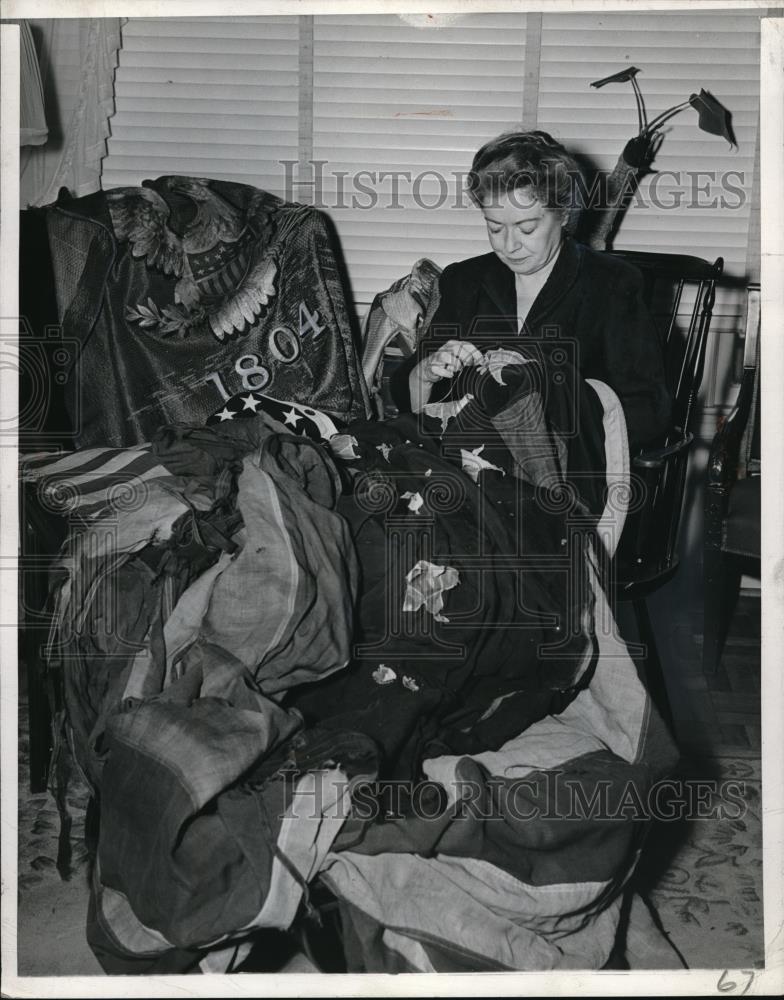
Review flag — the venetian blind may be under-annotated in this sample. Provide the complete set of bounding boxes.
[101,15,299,197]
[102,10,760,406]
[311,12,528,308]
[536,9,761,408]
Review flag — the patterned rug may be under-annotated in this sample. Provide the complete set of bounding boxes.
[16,699,764,974]
[17,701,92,889]
[642,755,764,970]
[17,698,101,976]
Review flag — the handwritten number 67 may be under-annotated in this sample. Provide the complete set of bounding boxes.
[717,969,755,995]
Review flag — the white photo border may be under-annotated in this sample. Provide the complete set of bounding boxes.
[1,2,782,996]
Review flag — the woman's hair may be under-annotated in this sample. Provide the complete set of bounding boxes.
[467,130,583,218]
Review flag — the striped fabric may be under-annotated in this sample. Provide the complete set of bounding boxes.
[21,446,175,517]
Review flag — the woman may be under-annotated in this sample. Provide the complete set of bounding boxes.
[397,130,672,455]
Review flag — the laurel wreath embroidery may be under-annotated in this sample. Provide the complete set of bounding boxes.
[125,298,206,339]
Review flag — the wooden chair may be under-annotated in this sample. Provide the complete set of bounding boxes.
[606,250,725,725]
[703,285,760,673]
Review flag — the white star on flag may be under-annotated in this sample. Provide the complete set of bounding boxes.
[241,393,261,411]
[479,348,529,385]
[283,408,303,428]
[460,444,505,482]
[403,559,459,623]
[216,407,235,422]
[375,443,393,461]
[422,393,474,434]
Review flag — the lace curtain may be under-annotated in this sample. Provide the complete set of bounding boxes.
[20,18,122,208]
[19,20,47,146]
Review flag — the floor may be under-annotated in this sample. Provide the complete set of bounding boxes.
[14,588,762,977]
[651,590,761,758]
[620,589,763,971]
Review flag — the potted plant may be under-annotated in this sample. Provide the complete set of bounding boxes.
[588,67,737,249]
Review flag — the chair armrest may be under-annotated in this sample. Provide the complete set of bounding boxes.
[632,432,693,469]
[707,367,756,489]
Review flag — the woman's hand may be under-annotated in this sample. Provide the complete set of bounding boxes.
[419,340,484,383]
[410,340,483,412]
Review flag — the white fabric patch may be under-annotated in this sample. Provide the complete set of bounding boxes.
[422,393,474,433]
[460,444,505,483]
[403,560,459,623]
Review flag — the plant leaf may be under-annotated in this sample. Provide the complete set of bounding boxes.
[689,89,737,147]
[590,66,641,88]
[161,305,181,319]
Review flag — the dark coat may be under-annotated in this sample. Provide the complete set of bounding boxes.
[392,237,672,452]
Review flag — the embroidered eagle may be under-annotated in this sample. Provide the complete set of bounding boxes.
[108,177,282,340]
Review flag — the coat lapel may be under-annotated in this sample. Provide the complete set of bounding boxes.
[476,237,583,336]
[525,237,581,330]
[479,253,516,316]
[475,255,517,338]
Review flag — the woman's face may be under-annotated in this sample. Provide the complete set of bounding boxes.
[481,188,564,276]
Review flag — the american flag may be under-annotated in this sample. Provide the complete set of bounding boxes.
[206,390,341,442]
[21,445,174,518]
[22,394,340,517]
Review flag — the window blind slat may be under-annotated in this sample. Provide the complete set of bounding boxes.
[125,20,297,38]
[113,99,296,116]
[116,34,298,54]
[102,16,299,198]
[312,12,527,307]
[117,54,298,72]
